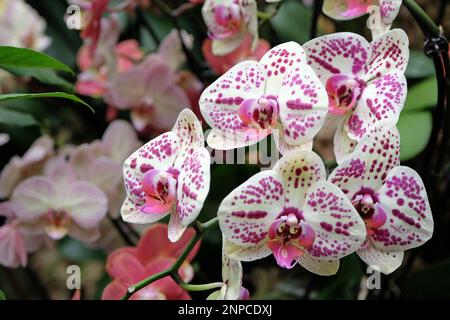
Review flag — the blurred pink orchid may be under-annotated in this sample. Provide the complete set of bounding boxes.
[0,135,54,199]
[0,202,44,268]
[0,0,51,50]
[218,150,366,275]
[122,109,210,242]
[9,160,108,243]
[329,122,433,274]
[102,223,199,300]
[322,0,402,38]
[303,29,409,162]
[200,42,328,154]
[79,0,111,53]
[69,120,141,217]
[76,17,143,99]
[202,0,258,56]
[202,35,271,75]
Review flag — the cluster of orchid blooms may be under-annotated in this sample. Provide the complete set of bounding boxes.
[0,0,434,300]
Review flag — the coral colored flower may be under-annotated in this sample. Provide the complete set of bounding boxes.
[328,122,433,274]
[102,223,199,300]
[76,17,143,98]
[79,0,110,53]
[69,120,141,217]
[322,0,402,38]
[200,42,328,154]
[208,239,249,300]
[0,135,54,199]
[10,160,108,242]
[303,29,409,163]
[218,150,366,275]
[202,0,258,56]
[0,0,51,50]
[122,109,211,242]
[202,35,271,75]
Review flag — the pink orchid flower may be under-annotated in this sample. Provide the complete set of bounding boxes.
[202,35,271,75]
[122,109,211,242]
[76,17,143,99]
[0,135,54,199]
[0,0,51,50]
[303,29,409,163]
[106,54,191,132]
[208,239,249,300]
[102,223,199,300]
[328,122,433,274]
[79,0,110,53]
[200,42,328,154]
[322,1,402,38]
[218,150,366,275]
[9,159,108,243]
[69,120,141,217]
[0,202,44,268]
[202,0,258,56]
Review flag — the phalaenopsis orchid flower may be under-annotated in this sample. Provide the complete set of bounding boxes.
[76,0,111,53]
[218,150,366,275]
[200,42,329,154]
[303,29,409,162]
[329,122,433,274]
[122,109,211,242]
[202,0,258,56]
[322,0,402,38]
[0,135,54,199]
[202,35,271,75]
[102,223,199,300]
[9,159,108,243]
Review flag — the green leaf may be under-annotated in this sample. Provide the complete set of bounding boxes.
[4,67,74,91]
[404,77,437,111]
[398,111,432,161]
[0,92,94,113]
[405,50,435,79]
[0,289,6,300]
[270,0,311,44]
[0,108,38,127]
[0,46,73,74]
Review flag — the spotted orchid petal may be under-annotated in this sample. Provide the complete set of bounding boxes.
[363,29,409,81]
[218,170,285,251]
[379,0,402,26]
[174,148,211,228]
[298,255,340,276]
[122,132,180,223]
[200,60,266,149]
[372,166,433,251]
[172,109,205,169]
[259,42,307,95]
[322,0,373,21]
[303,32,371,82]
[357,239,404,274]
[273,150,326,208]
[223,235,272,261]
[333,121,358,163]
[218,239,244,300]
[302,181,366,261]
[344,71,407,142]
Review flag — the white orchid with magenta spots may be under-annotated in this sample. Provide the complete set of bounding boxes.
[218,150,366,275]
[202,0,258,56]
[303,29,409,163]
[329,121,433,274]
[121,109,211,242]
[200,42,329,155]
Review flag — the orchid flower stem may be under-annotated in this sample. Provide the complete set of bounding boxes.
[258,2,283,27]
[402,0,440,37]
[108,216,136,246]
[310,0,323,39]
[179,282,223,292]
[121,217,219,300]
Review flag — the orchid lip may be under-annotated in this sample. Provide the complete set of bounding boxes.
[142,168,178,206]
[351,188,387,232]
[326,74,366,115]
[45,209,70,240]
[238,96,279,130]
